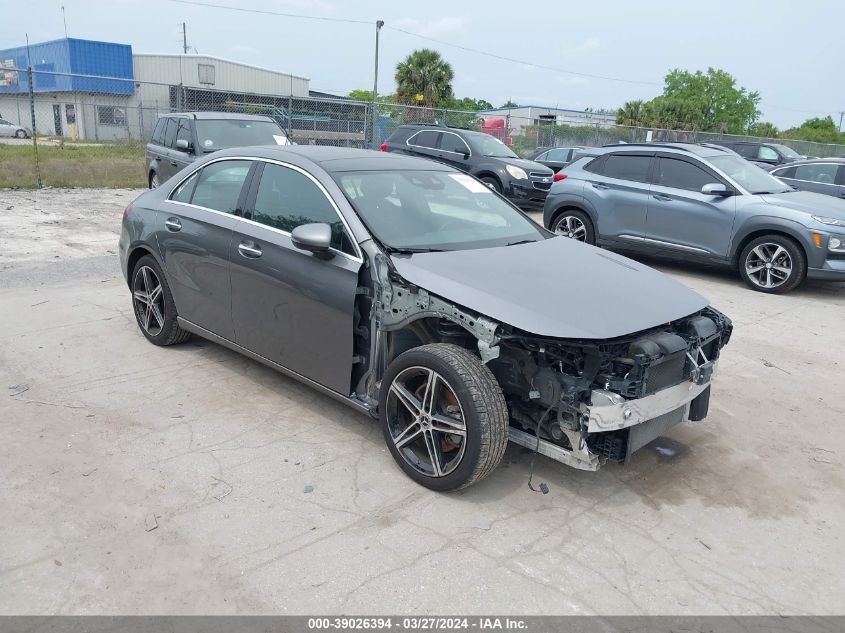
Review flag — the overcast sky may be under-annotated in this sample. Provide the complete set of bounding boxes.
[3,0,842,128]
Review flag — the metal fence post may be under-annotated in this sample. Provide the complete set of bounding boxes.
[26,67,42,189]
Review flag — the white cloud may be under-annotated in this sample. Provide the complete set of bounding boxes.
[392,16,468,37]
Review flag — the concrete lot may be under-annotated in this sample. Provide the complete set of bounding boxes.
[1,188,844,615]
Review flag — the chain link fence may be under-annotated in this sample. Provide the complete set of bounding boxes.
[3,67,844,189]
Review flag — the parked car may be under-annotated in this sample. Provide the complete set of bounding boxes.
[0,118,30,138]
[119,146,732,490]
[708,140,803,168]
[381,124,554,210]
[543,142,845,293]
[530,146,587,173]
[146,112,290,188]
[769,158,845,199]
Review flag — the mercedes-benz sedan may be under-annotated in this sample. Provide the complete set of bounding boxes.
[119,146,732,490]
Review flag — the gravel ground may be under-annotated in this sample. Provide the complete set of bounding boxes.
[1,188,844,615]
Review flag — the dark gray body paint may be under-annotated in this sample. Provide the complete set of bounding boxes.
[390,238,708,340]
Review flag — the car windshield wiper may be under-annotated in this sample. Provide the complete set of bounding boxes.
[485,153,516,158]
[387,247,447,254]
[505,239,538,247]
[753,189,791,195]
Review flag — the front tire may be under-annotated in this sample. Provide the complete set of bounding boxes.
[738,235,806,294]
[551,209,595,245]
[480,176,502,193]
[15,129,26,139]
[379,343,509,491]
[131,255,190,346]
[149,171,160,189]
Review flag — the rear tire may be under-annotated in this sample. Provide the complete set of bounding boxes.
[379,343,509,491]
[131,255,190,346]
[551,209,595,245]
[149,171,160,189]
[15,129,26,139]
[738,235,806,294]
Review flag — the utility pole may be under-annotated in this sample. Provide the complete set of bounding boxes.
[61,6,68,38]
[182,22,189,54]
[370,19,384,149]
[839,111,844,134]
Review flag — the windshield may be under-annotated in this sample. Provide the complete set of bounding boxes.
[194,119,288,152]
[708,155,791,194]
[465,132,519,158]
[771,143,802,159]
[336,170,545,251]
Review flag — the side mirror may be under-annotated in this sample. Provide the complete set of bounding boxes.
[463,151,470,160]
[701,183,733,196]
[291,222,333,257]
[175,139,192,152]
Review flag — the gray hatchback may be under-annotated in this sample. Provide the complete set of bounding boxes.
[543,143,845,293]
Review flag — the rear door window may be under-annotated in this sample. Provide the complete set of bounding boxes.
[655,157,715,191]
[546,148,569,162]
[408,130,440,149]
[162,118,178,149]
[151,118,167,145]
[439,132,470,155]
[187,160,252,213]
[602,154,652,182]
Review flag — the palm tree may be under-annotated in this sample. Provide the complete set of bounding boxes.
[616,100,646,127]
[395,49,454,109]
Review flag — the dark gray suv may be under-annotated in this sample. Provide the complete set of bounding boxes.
[146,112,289,188]
[382,124,554,210]
[543,143,845,293]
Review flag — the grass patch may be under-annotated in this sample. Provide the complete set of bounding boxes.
[0,143,147,188]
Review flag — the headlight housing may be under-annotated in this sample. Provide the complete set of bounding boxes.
[812,215,845,228]
[829,236,845,252]
[505,165,528,180]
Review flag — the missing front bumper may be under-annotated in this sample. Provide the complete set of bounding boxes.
[508,373,715,470]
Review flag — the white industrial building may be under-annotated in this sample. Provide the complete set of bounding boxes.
[480,105,616,133]
[0,38,312,141]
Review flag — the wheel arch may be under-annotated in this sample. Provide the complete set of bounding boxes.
[125,244,164,288]
[730,219,812,268]
[548,203,596,233]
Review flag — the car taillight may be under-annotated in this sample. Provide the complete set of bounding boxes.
[122,203,133,221]
[553,173,567,182]
[380,143,388,152]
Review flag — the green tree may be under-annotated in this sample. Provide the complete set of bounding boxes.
[748,121,779,138]
[782,116,840,143]
[660,68,760,133]
[616,100,647,126]
[347,89,395,103]
[499,100,519,108]
[395,49,454,108]
[445,96,493,111]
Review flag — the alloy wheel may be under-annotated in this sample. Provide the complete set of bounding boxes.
[744,243,793,289]
[133,265,165,336]
[150,172,160,188]
[554,215,587,241]
[385,366,467,478]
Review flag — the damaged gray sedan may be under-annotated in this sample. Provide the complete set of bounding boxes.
[118,146,732,490]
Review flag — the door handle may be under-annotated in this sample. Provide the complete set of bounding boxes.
[237,241,262,258]
[652,194,672,202]
[164,217,182,232]
[170,161,178,167]
[591,182,609,190]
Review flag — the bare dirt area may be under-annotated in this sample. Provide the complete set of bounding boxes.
[1,189,844,615]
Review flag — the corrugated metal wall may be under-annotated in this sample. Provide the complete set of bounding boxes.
[132,55,309,96]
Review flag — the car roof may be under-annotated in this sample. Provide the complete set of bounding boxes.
[160,111,276,122]
[206,145,453,172]
[593,142,734,158]
[772,157,845,166]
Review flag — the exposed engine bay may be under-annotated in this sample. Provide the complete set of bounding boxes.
[356,252,732,471]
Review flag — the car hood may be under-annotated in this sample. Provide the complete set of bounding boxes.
[390,238,709,340]
[494,156,553,174]
[758,190,845,221]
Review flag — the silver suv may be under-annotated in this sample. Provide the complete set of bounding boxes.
[543,143,845,293]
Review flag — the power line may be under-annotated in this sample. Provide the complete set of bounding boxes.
[385,25,660,87]
[168,0,371,25]
[165,0,837,117]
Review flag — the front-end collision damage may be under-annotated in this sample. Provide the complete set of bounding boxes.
[360,249,732,471]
